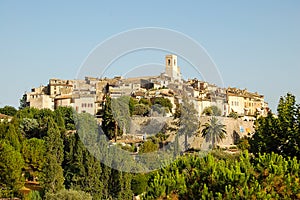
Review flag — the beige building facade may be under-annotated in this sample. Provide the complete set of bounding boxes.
[227,88,267,117]
[165,55,181,82]
[25,55,268,120]
[26,86,54,110]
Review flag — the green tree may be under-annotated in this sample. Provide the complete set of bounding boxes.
[228,111,239,119]
[177,97,199,151]
[152,97,173,113]
[19,118,40,138]
[133,104,150,116]
[0,106,17,116]
[131,173,150,195]
[25,190,42,200]
[139,98,152,106]
[63,131,103,199]
[22,138,46,181]
[202,106,222,116]
[19,93,28,110]
[53,109,66,132]
[143,151,300,199]
[109,169,133,200]
[0,141,24,197]
[237,137,250,150]
[69,113,104,199]
[111,96,131,134]
[249,112,280,154]
[139,140,159,153]
[201,117,226,149]
[0,123,22,151]
[102,96,118,141]
[250,93,300,158]
[116,172,133,200]
[40,118,64,194]
[129,97,138,116]
[44,189,92,200]
[55,107,75,130]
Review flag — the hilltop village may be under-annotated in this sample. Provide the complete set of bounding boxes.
[25,55,269,121]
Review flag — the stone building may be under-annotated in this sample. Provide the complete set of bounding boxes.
[24,54,268,120]
[49,78,73,98]
[227,87,267,117]
[26,86,54,110]
[165,55,181,82]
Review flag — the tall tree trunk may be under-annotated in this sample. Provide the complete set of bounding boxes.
[114,121,118,142]
[185,133,188,151]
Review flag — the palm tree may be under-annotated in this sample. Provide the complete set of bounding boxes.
[201,117,226,149]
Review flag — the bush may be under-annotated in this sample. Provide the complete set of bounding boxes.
[133,104,150,116]
[121,144,137,152]
[139,98,152,106]
[202,106,221,116]
[131,173,150,195]
[139,140,158,153]
[237,137,250,150]
[25,190,42,200]
[228,112,239,119]
[152,97,173,113]
[45,189,92,200]
[0,105,17,116]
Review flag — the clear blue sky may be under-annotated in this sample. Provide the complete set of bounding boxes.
[0,1,299,111]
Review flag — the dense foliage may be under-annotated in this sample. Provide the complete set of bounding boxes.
[0,106,17,116]
[202,106,222,116]
[0,106,133,199]
[142,151,300,199]
[250,93,300,159]
[1,93,300,199]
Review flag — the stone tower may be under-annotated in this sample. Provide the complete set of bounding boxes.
[165,54,181,81]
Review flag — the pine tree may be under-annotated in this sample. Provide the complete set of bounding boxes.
[0,141,24,197]
[250,93,300,158]
[177,97,199,151]
[22,138,46,181]
[102,96,117,140]
[40,118,64,194]
[63,132,103,199]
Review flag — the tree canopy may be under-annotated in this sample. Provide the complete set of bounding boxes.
[250,93,300,159]
[201,117,226,149]
[0,106,17,116]
[1,92,300,199]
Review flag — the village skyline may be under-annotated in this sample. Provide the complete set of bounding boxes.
[1,1,299,112]
[25,54,269,123]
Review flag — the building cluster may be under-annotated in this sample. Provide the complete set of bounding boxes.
[25,55,269,120]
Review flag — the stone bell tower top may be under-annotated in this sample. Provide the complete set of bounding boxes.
[165,54,181,81]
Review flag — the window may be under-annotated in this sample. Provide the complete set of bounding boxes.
[168,59,171,66]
